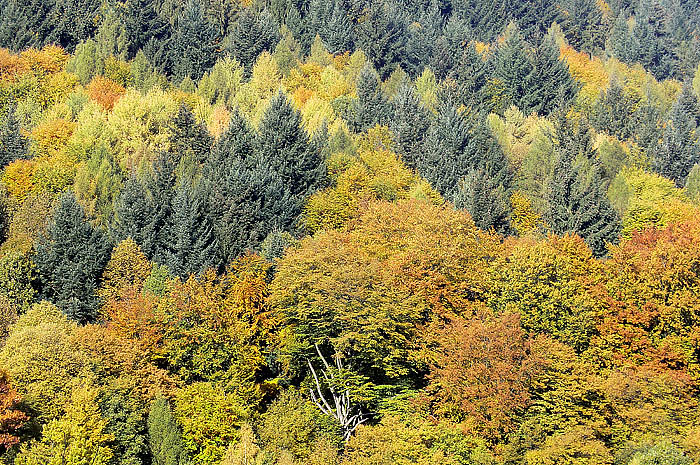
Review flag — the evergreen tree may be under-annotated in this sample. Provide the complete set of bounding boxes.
[447,42,492,110]
[112,176,152,251]
[453,119,513,235]
[169,104,214,166]
[143,151,179,266]
[167,178,217,276]
[607,12,633,61]
[122,0,172,62]
[653,82,700,186]
[632,0,674,79]
[0,102,29,169]
[590,79,640,140]
[34,192,112,323]
[323,0,354,54]
[429,15,471,80]
[148,397,186,465]
[559,0,605,53]
[390,81,431,169]
[354,1,408,79]
[227,8,280,72]
[350,63,391,132]
[256,91,327,202]
[170,0,219,80]
[417,102,472,198]
[492,23,534,113]
[545,113,621,256]
[524,34,579,115]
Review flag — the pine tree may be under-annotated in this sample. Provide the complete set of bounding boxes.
[170,0,219,81]
[417,102,472,198]
[545,113,621,256]
[169,104,214,166]
[524,34,579,115]
[0,102,29,169]
[227,8,280,73]
[34,192,112,323]
[144,151,179,267]
[653,82,700,186]
[148,397,186,465]
[351,63,391,132]
[492,23,534,113]
[390,81,431,169]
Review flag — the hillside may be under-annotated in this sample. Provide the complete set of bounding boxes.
[1,0,700,464]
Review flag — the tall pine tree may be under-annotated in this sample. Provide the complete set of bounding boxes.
[34,192,112,323]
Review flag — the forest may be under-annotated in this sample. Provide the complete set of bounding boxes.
[0,0,700,463]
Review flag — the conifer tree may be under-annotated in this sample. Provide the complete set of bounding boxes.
[227,8,280,73]
[323,0,354,54]
[354,1,408,79]
[417,102,472,198]
[453,119,513,234]
[0,102,29,169]
[169,104,214,166]
[653,82,700,186]
[170,0,219,80]
[590,79,639,140]
[34,192,112,323]
[112,176,152,252]
[492,23,534,113]
[448,42,492,110]
[390,81,430,169]
[524,34,578,115]
[167,178,216,276]
[545,113,621,256]
[143,151,179,267]
[351,63,391,132]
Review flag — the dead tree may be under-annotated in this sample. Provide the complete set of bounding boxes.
[307,343,367,442]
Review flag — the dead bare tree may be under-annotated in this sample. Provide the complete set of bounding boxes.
[307,343,367,442]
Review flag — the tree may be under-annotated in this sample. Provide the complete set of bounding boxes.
[487,234,606,352]
[653,82,700,186]
[492,23,534,113]
[148,397,186,465]
[389,81,430,169]
[174,383,248,465]
[226,8,280,72]
[350,63,391,132]
[14,386,114,465]
[524,34,578,116]
[170,0,219,81]
[426,308,545,440]
[269,199,500,384]
[168,104,213,166]
[545,115,621,257]
[97,238,152,304]
[354,1,408,79]
[0,369,28,453]
[34,192,112,323]
[0,102,29,169]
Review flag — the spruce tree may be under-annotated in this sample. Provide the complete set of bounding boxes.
[323,0,354,54]
[168,104,213,166]
[453,119,513,235]
[417,102,472,198]
[545,113,621,256]
[354,1,408,79]
[0,102,29,168]
[653,82,700,186]
[112,175,151,249]
[34,192,112,323]
[351,63,391,132]
[227,8,280,72]
[448,42,492,110]
[167,179,216,276]
[170,0,219,81]
[492,23,534,113]
[524,34,579,115]
[390,81,431,170]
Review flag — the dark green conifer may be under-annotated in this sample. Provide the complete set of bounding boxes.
[34,192,112,323]
[0,102,29,168]
[227,8,280,72]
[350,63,391,132]
[170,0,219,80]
[390,82,430,169]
